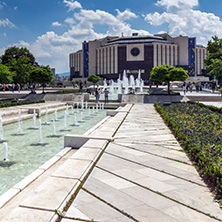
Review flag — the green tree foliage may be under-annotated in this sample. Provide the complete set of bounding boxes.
[30,66,53,93]
[150,65,188,94]
[1,46,37,66]
[0,64,14,83]
[0,46,39,84]
[9,55,33,84]
[87,74,101,86]
[205,36,222,80]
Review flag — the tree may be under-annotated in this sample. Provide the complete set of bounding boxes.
[30,66,53,93]
[204,36,222,80]
[0,64,14,83]
[87,74,101,88]
[0,46,39,84]
[1,46,37,66]
[150,65,188,94]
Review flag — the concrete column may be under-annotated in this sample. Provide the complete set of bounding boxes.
[104,48,107,75]
[166,45,170,65]
[171,46,174,66]
[175,46,178,66]
[153,44,157,67]
[158,44,161,66]
[115,46,118,74]
[111,46,113,73]
[162,44,165,65]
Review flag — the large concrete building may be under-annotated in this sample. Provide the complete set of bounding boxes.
[69,33,207,81]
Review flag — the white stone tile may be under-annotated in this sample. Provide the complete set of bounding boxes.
[13,169,45,191]
[0,188,20,208]
[20,177,78,211]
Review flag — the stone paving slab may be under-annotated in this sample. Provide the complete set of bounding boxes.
[1,207,54,222]
[51,159,92,180]
[20,177,78,211]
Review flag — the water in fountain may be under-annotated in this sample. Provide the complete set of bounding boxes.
[85,101,88,110]
[96,104,98,113]
[74,113,78,125]
[33,110,37,128]
[129,75,135,89]
[81,100,84,110]
[123,70,129,94]
[140,79,144,92]
[54,109,58,121]
[93,106,95,114]
[77,102,79,113]
[66,105,69,116]
[52,120,56,136]
[64,112,67,130]
[88,108,91,117]
[45,107,49,124]
[109,80,114,95]
[117,79,122,94]
[0,108,108,196]
[3,142,9,161]
[17,110,23,134]
[0,115,4,140]
[38,119,43,144]
[80,111,83,122]
[103,78,107,89]
[71,106,74,115]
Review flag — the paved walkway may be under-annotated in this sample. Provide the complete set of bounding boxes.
[61,104,221,221]
[0,104,221,221]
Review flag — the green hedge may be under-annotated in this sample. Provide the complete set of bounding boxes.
[154,102,222,199]
[0,100,45,108]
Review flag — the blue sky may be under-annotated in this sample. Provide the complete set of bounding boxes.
[1,0,222,73]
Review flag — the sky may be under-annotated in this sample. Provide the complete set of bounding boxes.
[1,0,222,74]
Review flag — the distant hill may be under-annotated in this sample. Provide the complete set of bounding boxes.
[56,72,70,77]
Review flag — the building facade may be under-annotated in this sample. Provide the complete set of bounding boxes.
[69,33,207,81]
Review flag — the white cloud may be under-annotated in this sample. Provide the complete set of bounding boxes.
[144,0,222,45]
[63,0,82,12]
[0,5,149,73]
[64,17,75,25]
[116,9,138,21]
[14,6,18,10]
[0,18,15,28]
[52,21,62,27]
[0,1,6,9]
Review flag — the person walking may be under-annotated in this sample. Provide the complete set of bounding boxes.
[95,88,101,103]
[104,88,109,104]
[182,83,186,95]
[79,82,83,94]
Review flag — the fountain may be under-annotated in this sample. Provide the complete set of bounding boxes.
[45,107,49,124]
[74,113,78,126]
[52,120,56,136]
[96,104,98,113]
[3,142,8,161]
[81,100,84,110]
[80,111,83,122]
[0,107,107,197]
[71,106,74,115]
[33,110,37,128]
[17,110,23,134]
[0,115,4,140]
[76,102,79,113]
[88,108,91,117]
[38,119,43,144]
[54,109,58,121]
[64,112,67,130]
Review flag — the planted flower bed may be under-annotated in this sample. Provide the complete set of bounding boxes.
[154,101,222,200]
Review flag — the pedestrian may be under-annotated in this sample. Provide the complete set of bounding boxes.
[95,88,100,103]
[17,83,20,93]
[182,83,186,95]
[190,84,193,93]
[79,82,83,94]
[12,83,15,93]
[104,88,109,104]
[2,84,5,92]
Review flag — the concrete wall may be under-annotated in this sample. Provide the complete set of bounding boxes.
[118,94,182,103]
